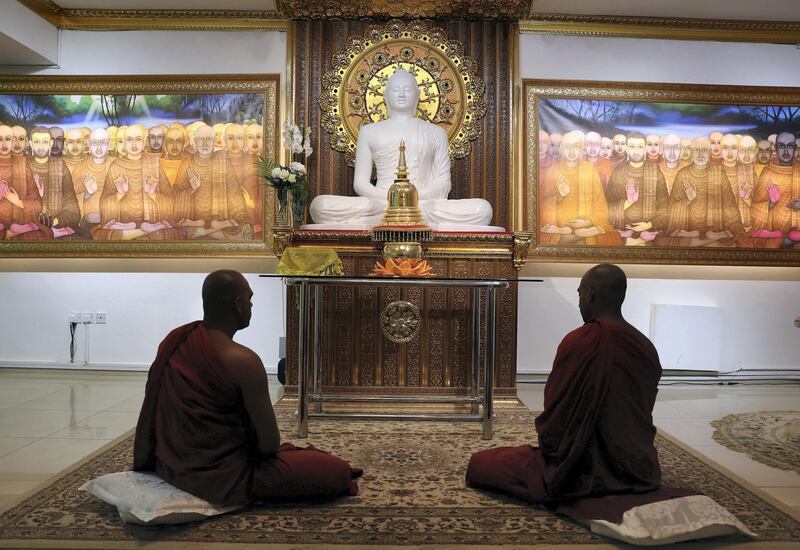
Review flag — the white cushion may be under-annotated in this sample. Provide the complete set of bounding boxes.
[589,495,756,546]
[79,471,243,525]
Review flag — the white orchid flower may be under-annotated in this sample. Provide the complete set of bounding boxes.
[271,167,281,178]
[290,162,306,174]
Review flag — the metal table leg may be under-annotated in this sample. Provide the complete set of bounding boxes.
[483,286,497,440]
[312,284,323,414]
[297,282,310,438]
[470,287,480,416]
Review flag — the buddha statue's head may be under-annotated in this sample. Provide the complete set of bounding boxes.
[612,133,627,155]
[49,126,64,157]
[709,131,723,158]
[116,126,128,158]
[645,134,661,160]
[680,138,692,161]
[10,126,26,156]
[560,130,584,167]
[195,125,216,158]
[776,132,796,166]
[691,137,711,168]
[721,134,739,167]
[625,132,646,165]
[65,128,84,160]
[88,128,109,164]
[148,125,165,154]
[384,69,419,118]
[600,137,613,160]
[662,134,681,167]
[124,124,146,161]
[584,131,602,162]
[164,127,187,160]
[0,125,12,158]
[30,126,52,161]
[738,136,756,165]
[245,124,263,155]
[213,123,226,150]
[225,123,245,154]
[756,140,772,164]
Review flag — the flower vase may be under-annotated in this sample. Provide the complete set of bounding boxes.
[291,191,306,227]
[274,187,292,228]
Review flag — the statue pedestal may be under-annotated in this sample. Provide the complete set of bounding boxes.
[282,230,521,400]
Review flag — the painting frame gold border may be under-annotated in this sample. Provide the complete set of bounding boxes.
[524,79,800,267]
[0,73,280,258]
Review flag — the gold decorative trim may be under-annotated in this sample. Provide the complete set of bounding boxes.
[0,73,281,258]
[17,1,287,31]
[512,231,532,270]
[283,0,532,20]
[521,14,800,44]
[524,79,800,267]
[380,301,422,344]
[319,20,486,166]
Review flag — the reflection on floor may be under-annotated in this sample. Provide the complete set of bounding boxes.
[0,369,798,518]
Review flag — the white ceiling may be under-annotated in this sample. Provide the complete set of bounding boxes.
[529,0,800,21]
[54,0,277,10]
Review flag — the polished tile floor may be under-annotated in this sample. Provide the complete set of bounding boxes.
[0,369,798,519]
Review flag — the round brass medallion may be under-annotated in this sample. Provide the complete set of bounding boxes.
[320,20,486,166]
[380,300,422,343]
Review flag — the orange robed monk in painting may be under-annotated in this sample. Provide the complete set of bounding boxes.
[0,125,50,240]
[466,264,694,524]
[133,270,362,506]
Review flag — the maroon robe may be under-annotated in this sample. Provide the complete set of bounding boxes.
[133,321,361,506]
[466,319,695,523]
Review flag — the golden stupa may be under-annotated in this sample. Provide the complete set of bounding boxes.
[371,141,432,260]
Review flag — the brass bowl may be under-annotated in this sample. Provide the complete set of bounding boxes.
[383,241,422,260]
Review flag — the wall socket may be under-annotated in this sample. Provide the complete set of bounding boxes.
[95,312,107,324]
[69,312,107,324]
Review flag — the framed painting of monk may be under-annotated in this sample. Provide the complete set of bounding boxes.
[0,74,279,256]
[524,79,800,266]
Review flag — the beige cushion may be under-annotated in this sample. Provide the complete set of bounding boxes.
[80,471,243,525]
[589,495,756,546]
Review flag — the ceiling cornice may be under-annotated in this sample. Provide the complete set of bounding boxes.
[521,13,800,44]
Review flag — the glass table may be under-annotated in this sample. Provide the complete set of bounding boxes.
[261,275,542,440]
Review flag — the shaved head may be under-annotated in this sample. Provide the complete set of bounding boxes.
[578,264,627,322]
[202,270,253,330]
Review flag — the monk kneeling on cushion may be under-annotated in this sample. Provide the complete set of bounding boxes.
[466,263,694,523]
[133,270,362,506]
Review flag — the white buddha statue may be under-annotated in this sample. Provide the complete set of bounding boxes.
[305,69,503,232]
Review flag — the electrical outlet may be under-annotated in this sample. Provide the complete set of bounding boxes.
[69,312,81,323]
[82,312,94,324]
[95,312,107,324]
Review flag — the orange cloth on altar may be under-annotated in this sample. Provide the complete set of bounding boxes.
[0,156,51,240]
[133,321,361,506]
[540,161,620,246]
[93,156,182,241]
[71,157,112,220]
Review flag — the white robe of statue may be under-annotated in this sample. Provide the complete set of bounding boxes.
[307,69,503,232]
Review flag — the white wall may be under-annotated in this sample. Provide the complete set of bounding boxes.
[517,34,800,374]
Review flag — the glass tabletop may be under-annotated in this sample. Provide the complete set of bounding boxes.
[258,274,544,284]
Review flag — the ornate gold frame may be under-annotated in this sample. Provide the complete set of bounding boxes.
[524,79,800,267]
[0,74,280,257]
[319,20,486,166]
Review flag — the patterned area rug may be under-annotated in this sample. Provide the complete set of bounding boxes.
[712,410,800,475]
[1,404,799,549]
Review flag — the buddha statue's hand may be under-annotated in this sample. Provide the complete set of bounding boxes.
[113,174,129,196]
[739,183,753,201]
[556,174,570,197]
[33,174,44,198]
[640,230,660,241]
[83,174,97,195]
[625,179,639,204]
[766,181,781,204]
[565,218,592,229]
[751,229,783,239]
[187,167,201,191]
[625,221,652,233]
[682,181,697,203]
[4,187,23,208]
[788,230,800,241]
[144,174,159,196]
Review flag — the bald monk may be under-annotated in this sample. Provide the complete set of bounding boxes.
[755,139,772,178]
[583,131,614,188]
[466,264,693,522]
[709,131,723,165]
[645,134,661,164]
[71,128,112,228]
[10,126,27,158]
[599,136,613,161]
[540,131,619,246]
[611,133,627,165]
[658,134,684,195]
[63,128,86,174]
[133,270,361,506]
[225,123,260,230]
[160,126,187,188]
[0,125,50,240]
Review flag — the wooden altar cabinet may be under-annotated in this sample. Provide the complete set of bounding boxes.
[282,230,523,400]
